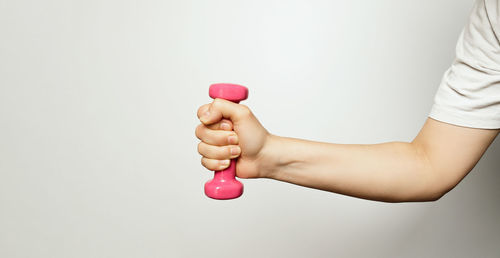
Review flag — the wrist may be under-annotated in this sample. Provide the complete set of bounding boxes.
[257,134,287,179]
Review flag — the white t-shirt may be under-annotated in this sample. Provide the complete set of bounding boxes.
[429,0,500,129]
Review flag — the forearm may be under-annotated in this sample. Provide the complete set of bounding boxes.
[263,135,437,202]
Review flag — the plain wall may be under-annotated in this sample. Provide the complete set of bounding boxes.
[1,0,499,257]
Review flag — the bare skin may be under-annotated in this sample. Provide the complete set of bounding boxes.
[195,98,499,202]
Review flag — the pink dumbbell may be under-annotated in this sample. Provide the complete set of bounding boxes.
[204,83,248,200]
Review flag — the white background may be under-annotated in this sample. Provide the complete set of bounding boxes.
[1,0,499,257]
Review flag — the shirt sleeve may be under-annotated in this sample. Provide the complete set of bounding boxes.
[429,0,500,129]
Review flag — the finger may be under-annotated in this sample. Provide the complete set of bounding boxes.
[201,157,231,171]
[200,99,252,126]
[197,103,236,129]
[197,141,241,160]
[198,103,222,126]
[195,124,239,146]
[206,119,233,131]
[197,104,211,121]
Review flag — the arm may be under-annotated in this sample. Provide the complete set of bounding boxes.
[265,118,498,202]
[196,99,499,202]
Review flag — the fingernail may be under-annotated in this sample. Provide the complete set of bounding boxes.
[220,160,230,166]
[220,122,231,130]
[230,146,240,155]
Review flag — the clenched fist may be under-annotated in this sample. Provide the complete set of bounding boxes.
[195,99,276,179]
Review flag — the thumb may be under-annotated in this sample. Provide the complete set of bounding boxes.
[201,98,250,126]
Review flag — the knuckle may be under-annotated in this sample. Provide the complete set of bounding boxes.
[197,142,204,155]
[201,158,211,169]
[197,106,205,119]
[239,104,251,117]
[201,157,210,169]
[195,124,204,139]
[197,104,210,117]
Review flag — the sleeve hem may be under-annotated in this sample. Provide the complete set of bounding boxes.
[429,104,500,129]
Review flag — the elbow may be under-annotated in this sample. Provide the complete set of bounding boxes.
[390,169,460,203]
[415,170,461,202]
[424,190,447,202]
[391,191,446,203]
[408,146,464,202]
[392,187,449,203]
[427,182,457,202]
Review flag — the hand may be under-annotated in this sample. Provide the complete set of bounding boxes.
[195,98,274,179]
